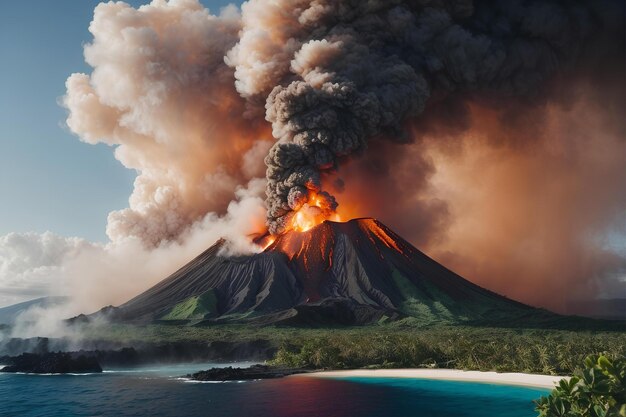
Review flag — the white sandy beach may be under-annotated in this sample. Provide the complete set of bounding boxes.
[296,369,566,389]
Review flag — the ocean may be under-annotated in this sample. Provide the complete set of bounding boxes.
[0,363,549,417]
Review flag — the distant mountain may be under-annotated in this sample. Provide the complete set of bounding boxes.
[107,218,557,326]
[0,297,69,325]
[564,299,626,321]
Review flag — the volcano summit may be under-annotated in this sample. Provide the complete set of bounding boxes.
[106,218,541,326]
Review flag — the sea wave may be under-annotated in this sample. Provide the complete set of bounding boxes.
[5,372,100,376]
[176,377,251,384]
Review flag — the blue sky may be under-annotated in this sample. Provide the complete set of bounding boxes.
[0,0,238,242]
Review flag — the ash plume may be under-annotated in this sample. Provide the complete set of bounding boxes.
[227,0,621,234]
[327,98,626,312]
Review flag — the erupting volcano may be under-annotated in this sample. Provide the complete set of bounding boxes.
[110,218,540,326]
[52,0,624,318]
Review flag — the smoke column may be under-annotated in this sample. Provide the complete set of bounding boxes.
[64,0,272,247]
[48,0,626,313]
[226,0,621,234]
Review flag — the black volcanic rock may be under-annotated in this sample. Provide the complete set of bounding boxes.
[111,239,300,322]
[188,364,308,381]
[111,218,536,325]
[1,352,102,374]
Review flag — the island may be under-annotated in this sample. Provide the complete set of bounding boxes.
[0,352,102,374]
[187,364,310,381]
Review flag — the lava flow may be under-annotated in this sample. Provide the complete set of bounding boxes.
[261,218,417,301]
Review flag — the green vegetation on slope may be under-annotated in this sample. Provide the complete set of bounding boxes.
[159,290,218,321]
[391,269,458,323]
[80,324,626,376]
[535,355,626,417]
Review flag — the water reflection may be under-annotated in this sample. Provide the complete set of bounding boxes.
[0,368,547,417]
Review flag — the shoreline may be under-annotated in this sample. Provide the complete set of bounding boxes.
[294,369,566,389]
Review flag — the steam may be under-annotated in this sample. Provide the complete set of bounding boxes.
[0,232,90,307]
[1,179,266,340]
[63,0,271,246]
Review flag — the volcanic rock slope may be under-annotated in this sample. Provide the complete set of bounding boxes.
[113,218,535,325]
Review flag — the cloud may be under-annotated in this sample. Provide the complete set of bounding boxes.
[0,232,90,307]
[0,179,266,315]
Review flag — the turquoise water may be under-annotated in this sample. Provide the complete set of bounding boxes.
[0,364,549,417]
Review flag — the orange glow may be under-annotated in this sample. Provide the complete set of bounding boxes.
[289,191,341,233]
[250,233,276,251]
[291,206,323,232]
[363,219,403,253]
[262,235,276,250]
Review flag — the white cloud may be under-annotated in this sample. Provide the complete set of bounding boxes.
[0,232,90,307]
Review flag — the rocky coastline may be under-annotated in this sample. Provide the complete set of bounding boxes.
[187,364,311,381]
[0,352,102,374]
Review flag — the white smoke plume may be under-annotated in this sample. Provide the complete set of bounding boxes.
[2,0,273,340]
[0,232,90,307]
[1,179,266,339]
[63,0,271,247]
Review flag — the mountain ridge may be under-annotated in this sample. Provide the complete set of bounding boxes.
[0,296,69,325]
[105,218,546,326]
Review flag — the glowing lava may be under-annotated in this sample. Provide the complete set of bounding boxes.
[254,191,343,251]
[290,192,340,233]
[261,235,276,250]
